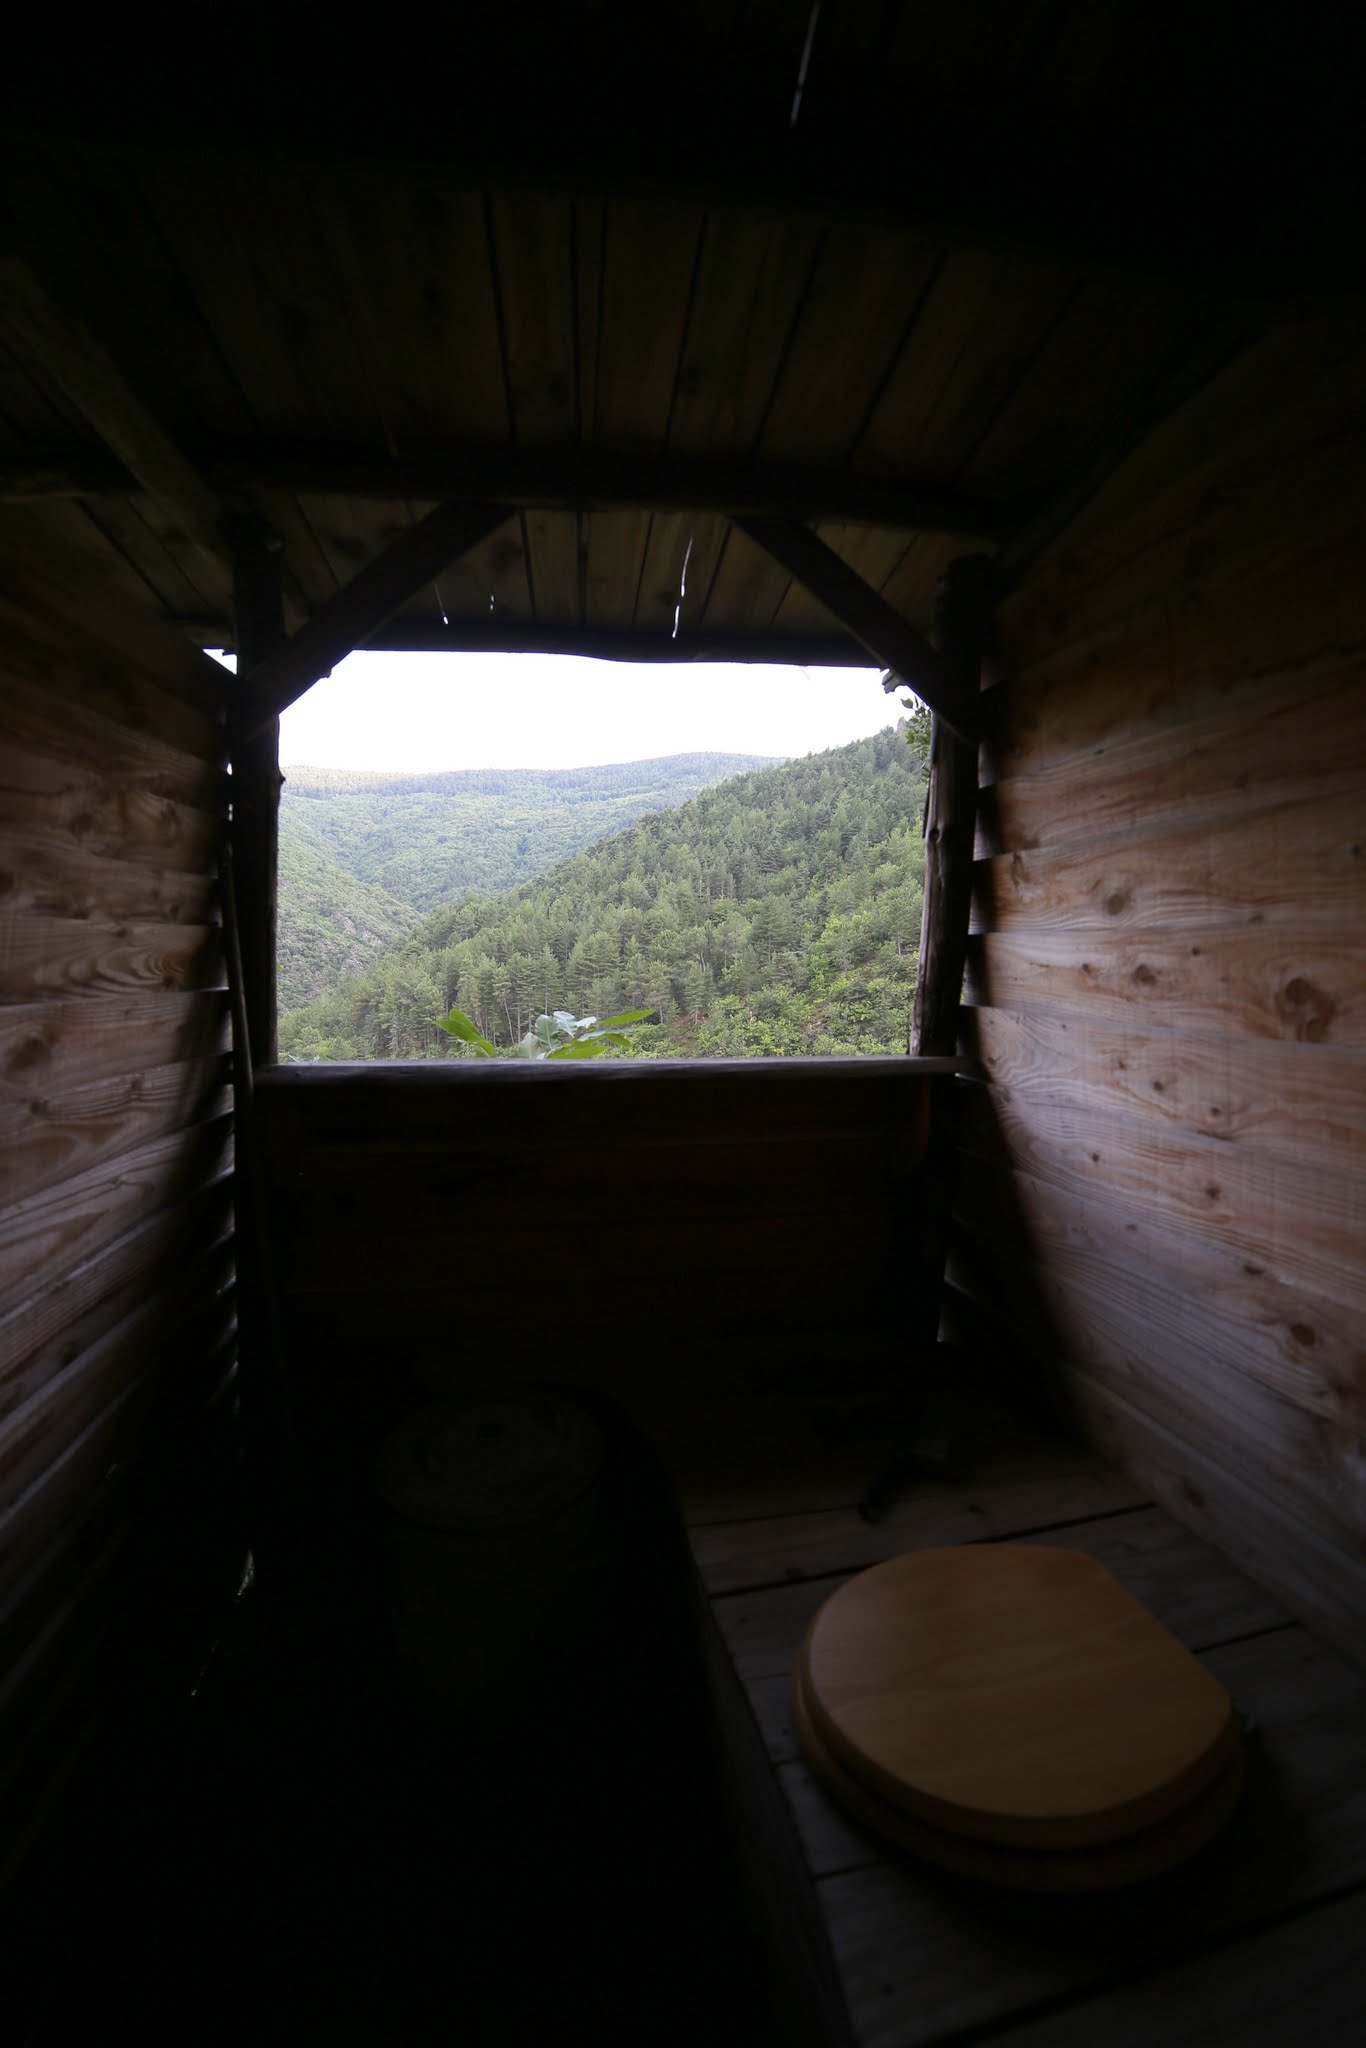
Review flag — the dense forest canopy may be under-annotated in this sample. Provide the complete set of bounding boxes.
[277,752,775,1012]
[278,725,929,1061]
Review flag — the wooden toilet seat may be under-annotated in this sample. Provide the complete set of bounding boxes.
[792,1545,1243,1890]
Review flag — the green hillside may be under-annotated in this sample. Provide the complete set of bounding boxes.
[279,725,928,1060]
[277,751,775,1015]
[277,838,419,1013]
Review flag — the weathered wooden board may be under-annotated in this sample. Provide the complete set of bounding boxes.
[0,740,222,870]
[952,1154,1366,1437]
[0,662,224,806]
[965,927,1366,1047]
[1067,1378,1366,1669]
[966,1005,1366,1178]
[0,1107,231,1321]
[976,1240,1366,1564]
[1,1226,235,1428]
[998,324,1366,670]
[0,916,223,1002]
[980,659,1366,849]
[696,1446,1145,1601]
[0,990,228,1103]
[974,785,1366,937]
[0,1054,230,1205]
[0,833,216,926]
[962,1077,1366,1316]
[0,1270,236,1513]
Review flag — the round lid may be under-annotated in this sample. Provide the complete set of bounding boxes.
[376,1392,603,1532]
[800,1544,1238,1850]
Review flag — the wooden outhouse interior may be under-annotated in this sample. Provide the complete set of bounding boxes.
[3,10,1364,2043]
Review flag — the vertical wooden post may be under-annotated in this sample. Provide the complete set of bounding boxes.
[225,522,295,1563]
[861,557,993,1518]
[228,522,286,1067]
[913,554,992,1058]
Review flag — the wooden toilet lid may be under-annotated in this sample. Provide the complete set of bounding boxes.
[798,1545,1239,1854]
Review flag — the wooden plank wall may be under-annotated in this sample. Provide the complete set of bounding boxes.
[0,520,241,1881]
[954,319,1366,1663]
[254,1059,949,1500]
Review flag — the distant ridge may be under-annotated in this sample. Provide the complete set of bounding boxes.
[278,750,779,1012]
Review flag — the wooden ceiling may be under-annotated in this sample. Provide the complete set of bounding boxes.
[1,2,1360,663]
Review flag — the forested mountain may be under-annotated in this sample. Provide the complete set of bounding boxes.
[277,753,774,1013]
[278,726,928,1061]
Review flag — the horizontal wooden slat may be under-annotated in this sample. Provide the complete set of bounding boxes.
[0,1056,230,1206]
[0,1325,237,1597]
[0,832,215,925]
[0,555,225,741]
[997,325,1366,678]
[0,991,228,1101]
[973,785,1366,937]
[0,1268,237,1514]
[965,1006,1366,1178]
[0,1114,233,1320]
[0,662,225,808]
[697,1444,1144,1602]
[0,743,223,879]
[960,1077,1366,1316]
[0,917,222,1001]
[1067,1377,1366,1669]
[957,1226,1366,1563]
[980,659,1366,849]
[965,927,1366,1047]
[951,1158,1366,1437]
[0,1200,234,1426]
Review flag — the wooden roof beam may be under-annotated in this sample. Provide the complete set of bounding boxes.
[0,444,1008,542]
[0,250,227,568]
[237,501,510,739]
[733,517,980,744]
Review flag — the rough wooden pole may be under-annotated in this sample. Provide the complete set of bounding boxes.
[228,523,286,1067]
[860,557,993,1519]
[913,555,993,1057]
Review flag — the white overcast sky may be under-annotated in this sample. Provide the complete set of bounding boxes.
[222,650,900,772]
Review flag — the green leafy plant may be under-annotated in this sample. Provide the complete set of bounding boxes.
[437,1004,653,1060]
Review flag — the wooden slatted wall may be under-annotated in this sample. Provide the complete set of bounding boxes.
[952,320,1366,1662]
[0,520,241,1879]
[254,1058,947,1498]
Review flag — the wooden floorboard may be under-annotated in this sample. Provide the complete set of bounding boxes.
[684,1398,1366,2048]
[980,1885,1366,2048]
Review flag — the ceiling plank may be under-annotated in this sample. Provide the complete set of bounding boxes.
[237,501,510,736]
[0,249,226,565]
[0,443,1008,540]
[733,516,979,742]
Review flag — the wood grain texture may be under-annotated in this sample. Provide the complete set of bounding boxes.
[974,786,1366,937]
[799,1545,1236,1849]
[815,1623,1366,2048]
[966,1006,1366,1178]
[951,1157,1366,1437]
[966,926,1366,1046]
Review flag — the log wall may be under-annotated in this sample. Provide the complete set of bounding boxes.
[0,521,241,1881]
[954,320,1366,1661]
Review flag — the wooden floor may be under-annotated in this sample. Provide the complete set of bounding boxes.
[667,1392,1366,2048]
